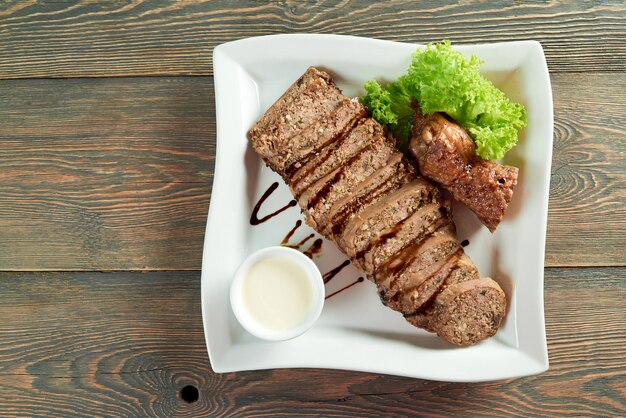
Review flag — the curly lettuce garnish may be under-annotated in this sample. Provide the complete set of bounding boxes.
[361,40,527,160]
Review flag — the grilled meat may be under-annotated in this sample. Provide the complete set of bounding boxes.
[290,118,381,198]
[409,105,518,232]
[248,67,507,346]
[406,277,506,346]
[249,69,366,177]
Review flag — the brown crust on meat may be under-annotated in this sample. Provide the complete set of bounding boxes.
[339,177,437,261]
[410,105,518,232]
[378,224,461,314]
[289,113,372,195]
[407,278,506,346]
[303,136,396,231]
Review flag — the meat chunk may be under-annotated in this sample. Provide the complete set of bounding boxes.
[249,67,365,175]
[409,105,518,232]
[375,223,461,314]
[247,67,508,346]
[326,153,415,239]
[406,278,506,346]
[290,117,381,198]
[340,179,434,249]
[300,134,397,231]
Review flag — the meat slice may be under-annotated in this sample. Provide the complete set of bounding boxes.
[249,67,358,175]
[405,253,479,331]
[338,178,436,265]
[282,98,368,178]
[410,105,518,232]
[406,278,506,346]
[249,67,331,137]
[442,253,480,286]
[324,153,413,238]
[375,224,461,315]
[362,201,449,275]
[301,136,397,231]
[290,117,380,198]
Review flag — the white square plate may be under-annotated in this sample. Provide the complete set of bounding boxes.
[202,34,552,382]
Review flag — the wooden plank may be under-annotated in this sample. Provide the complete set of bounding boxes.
[0,268,623,417]
[0,73,624,270]
[0,0,624,79]
[547,72,626,266]
[0,76,214,271]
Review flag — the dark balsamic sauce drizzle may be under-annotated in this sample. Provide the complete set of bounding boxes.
[281,220,316,249]
[293,234,315,248]
[460,239,470,247]
[325,277,364,300]
[251,183,361,297]
[303,238,323,259]
[250,182,297,225]
[281,220,302,246]
[322,260,350,284]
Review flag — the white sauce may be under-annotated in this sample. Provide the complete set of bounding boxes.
[243,256,313,331]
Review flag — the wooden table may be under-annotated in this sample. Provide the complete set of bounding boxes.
[0,2,624,416]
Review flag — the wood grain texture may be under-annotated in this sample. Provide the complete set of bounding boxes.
[547,72,626,267]
[1,2,624,416]
[0,76,214,271]
[0,0,624,79]
[0,268,623,417]
[0,73,623,270]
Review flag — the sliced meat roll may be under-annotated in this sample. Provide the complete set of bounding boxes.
[325,153,414,234]
[405,253,479,332]
[247,67,508,347]
[282,98,367,178]
[363,202,452,279]
[339,178,437,264]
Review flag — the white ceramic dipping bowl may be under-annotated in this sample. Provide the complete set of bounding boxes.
[230,246,325,341]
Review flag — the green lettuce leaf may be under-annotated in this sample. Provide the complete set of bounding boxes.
[360,40,527,160]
